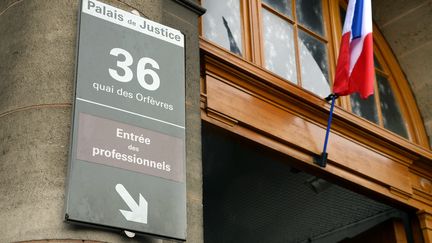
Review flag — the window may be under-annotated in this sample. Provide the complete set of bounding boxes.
[349,58,409,138]
[339,5,409,139]
[201,0,243,56]
[200,0,428,145]
[262,7,298,84]
[202,0,332,98]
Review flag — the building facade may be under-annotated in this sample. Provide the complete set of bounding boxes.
[1,0,432,242]
[200,0,432,242]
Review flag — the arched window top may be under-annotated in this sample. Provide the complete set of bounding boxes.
[337,2,408,139]
[335,0,428,146]
[200,0,429,148]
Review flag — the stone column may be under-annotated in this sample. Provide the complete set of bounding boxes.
[0,0,204,242]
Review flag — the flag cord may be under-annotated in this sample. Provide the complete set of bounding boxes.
[314,93,338,167]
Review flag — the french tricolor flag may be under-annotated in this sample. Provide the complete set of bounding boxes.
[333,0,375,99]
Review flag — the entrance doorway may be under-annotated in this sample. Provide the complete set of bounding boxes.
[202,123,420,243]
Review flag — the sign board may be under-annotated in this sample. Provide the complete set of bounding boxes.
[65,0,186,240]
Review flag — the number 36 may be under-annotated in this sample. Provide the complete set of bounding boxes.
[108,47,160,91]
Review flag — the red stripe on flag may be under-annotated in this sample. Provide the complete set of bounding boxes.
[348,33,374,99]
[333,32,351,96]
[333,33,374,99]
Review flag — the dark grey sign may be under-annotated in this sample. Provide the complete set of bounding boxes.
[66,0,186,240]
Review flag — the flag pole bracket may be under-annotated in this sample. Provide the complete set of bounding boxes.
[314,153,328,167]
[324,93,338,102]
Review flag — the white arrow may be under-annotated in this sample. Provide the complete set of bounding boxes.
[115,184,148,224]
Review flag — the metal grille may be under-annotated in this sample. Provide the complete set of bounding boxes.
[203,124,399,243]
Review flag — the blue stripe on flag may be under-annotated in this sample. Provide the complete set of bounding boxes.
[351,0,364,39]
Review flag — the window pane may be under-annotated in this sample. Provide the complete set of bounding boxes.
[340,7,346,25]
[374,55,382,69]
[296,0,324,36]
[262,0,292,17]
[202,0,243,56]
[350,93,379,124]
[377,75,409,138]
[298,30,330,98]
[262,8,297,83]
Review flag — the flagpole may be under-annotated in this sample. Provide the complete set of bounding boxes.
[315,94,338,167]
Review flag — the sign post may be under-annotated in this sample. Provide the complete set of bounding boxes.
[65,0,186,240]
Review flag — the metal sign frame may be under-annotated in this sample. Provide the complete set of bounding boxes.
[65,0,186,240]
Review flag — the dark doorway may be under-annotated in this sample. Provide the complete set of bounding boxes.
[202,123,418,243]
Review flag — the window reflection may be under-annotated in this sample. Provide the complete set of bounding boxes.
[377,75,408,138]
[298,30,330,98]
[350,93,379,124]
[262,0,292,17]
[297,0,324,36]
[202,0,243,56]
[262,8,297,83]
